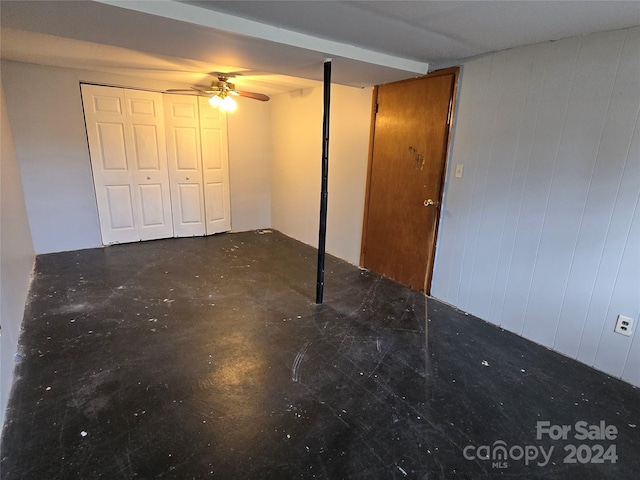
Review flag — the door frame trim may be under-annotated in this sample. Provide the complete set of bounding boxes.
[359,67,460,294]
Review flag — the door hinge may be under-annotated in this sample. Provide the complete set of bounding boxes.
[375,103,379,114]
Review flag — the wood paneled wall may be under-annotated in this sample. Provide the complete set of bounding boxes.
[432,27,639,386]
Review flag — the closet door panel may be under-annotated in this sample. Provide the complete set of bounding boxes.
[205,182,226,222]
[131,124,162,170]
[124,89,174,240]
[178,184,203,223]
[199,97,231,234]
[138,184,168,226]
[175,128,199,170]
[105,185,136,230]
[96,123,128,170]
[163,95,206,237]
[82,84,140,245]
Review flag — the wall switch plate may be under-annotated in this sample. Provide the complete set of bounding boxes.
[614,315,634,337]
[455,164,464,178]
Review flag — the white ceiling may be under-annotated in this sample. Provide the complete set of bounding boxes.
[1,1,639,94]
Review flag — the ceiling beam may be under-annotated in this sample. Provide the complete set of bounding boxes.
[95,0,430,75]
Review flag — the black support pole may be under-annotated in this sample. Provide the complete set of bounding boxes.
[316,59,332,304]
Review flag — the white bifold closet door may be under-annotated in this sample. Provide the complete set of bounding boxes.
[82,84,173,244]
[82,85,231,245]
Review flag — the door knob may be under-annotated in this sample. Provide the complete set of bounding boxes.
[146,176,151,180]
[424,199,437,207]
[186,177,190,180]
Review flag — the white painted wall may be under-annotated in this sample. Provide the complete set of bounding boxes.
[227,97,272,232]
[432,27,640,386]
[270,85,372,265]
[2,62,101,253]
[1,61,272,253]
[1,81,35,428]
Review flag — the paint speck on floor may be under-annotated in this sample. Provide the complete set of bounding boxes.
[481,360,489,367]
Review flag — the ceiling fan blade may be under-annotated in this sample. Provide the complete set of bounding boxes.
[237,91,270,102]
[166,89,200,94]
[166,86,220,96]
[192,86,218,94]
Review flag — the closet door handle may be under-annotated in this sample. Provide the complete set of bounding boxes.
[146,176,151,180]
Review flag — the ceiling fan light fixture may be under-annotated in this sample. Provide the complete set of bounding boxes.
[208,94,222,108]
[220,95,237,112]
[208,91,237,112]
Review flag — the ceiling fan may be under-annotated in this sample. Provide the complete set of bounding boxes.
[166,73,270,111]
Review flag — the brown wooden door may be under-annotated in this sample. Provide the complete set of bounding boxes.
[361,69,457,293]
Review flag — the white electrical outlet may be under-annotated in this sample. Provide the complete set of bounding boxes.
[614,315,634,337]
[455,164,464,178]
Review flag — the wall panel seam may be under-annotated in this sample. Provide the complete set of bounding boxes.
[501,45,550,333]
[491,51,536,326]
[522,39,580,335]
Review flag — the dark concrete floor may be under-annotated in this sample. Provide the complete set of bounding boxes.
[1,230,638,480]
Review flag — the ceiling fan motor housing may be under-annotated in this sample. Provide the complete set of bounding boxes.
[212,80,231,88]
